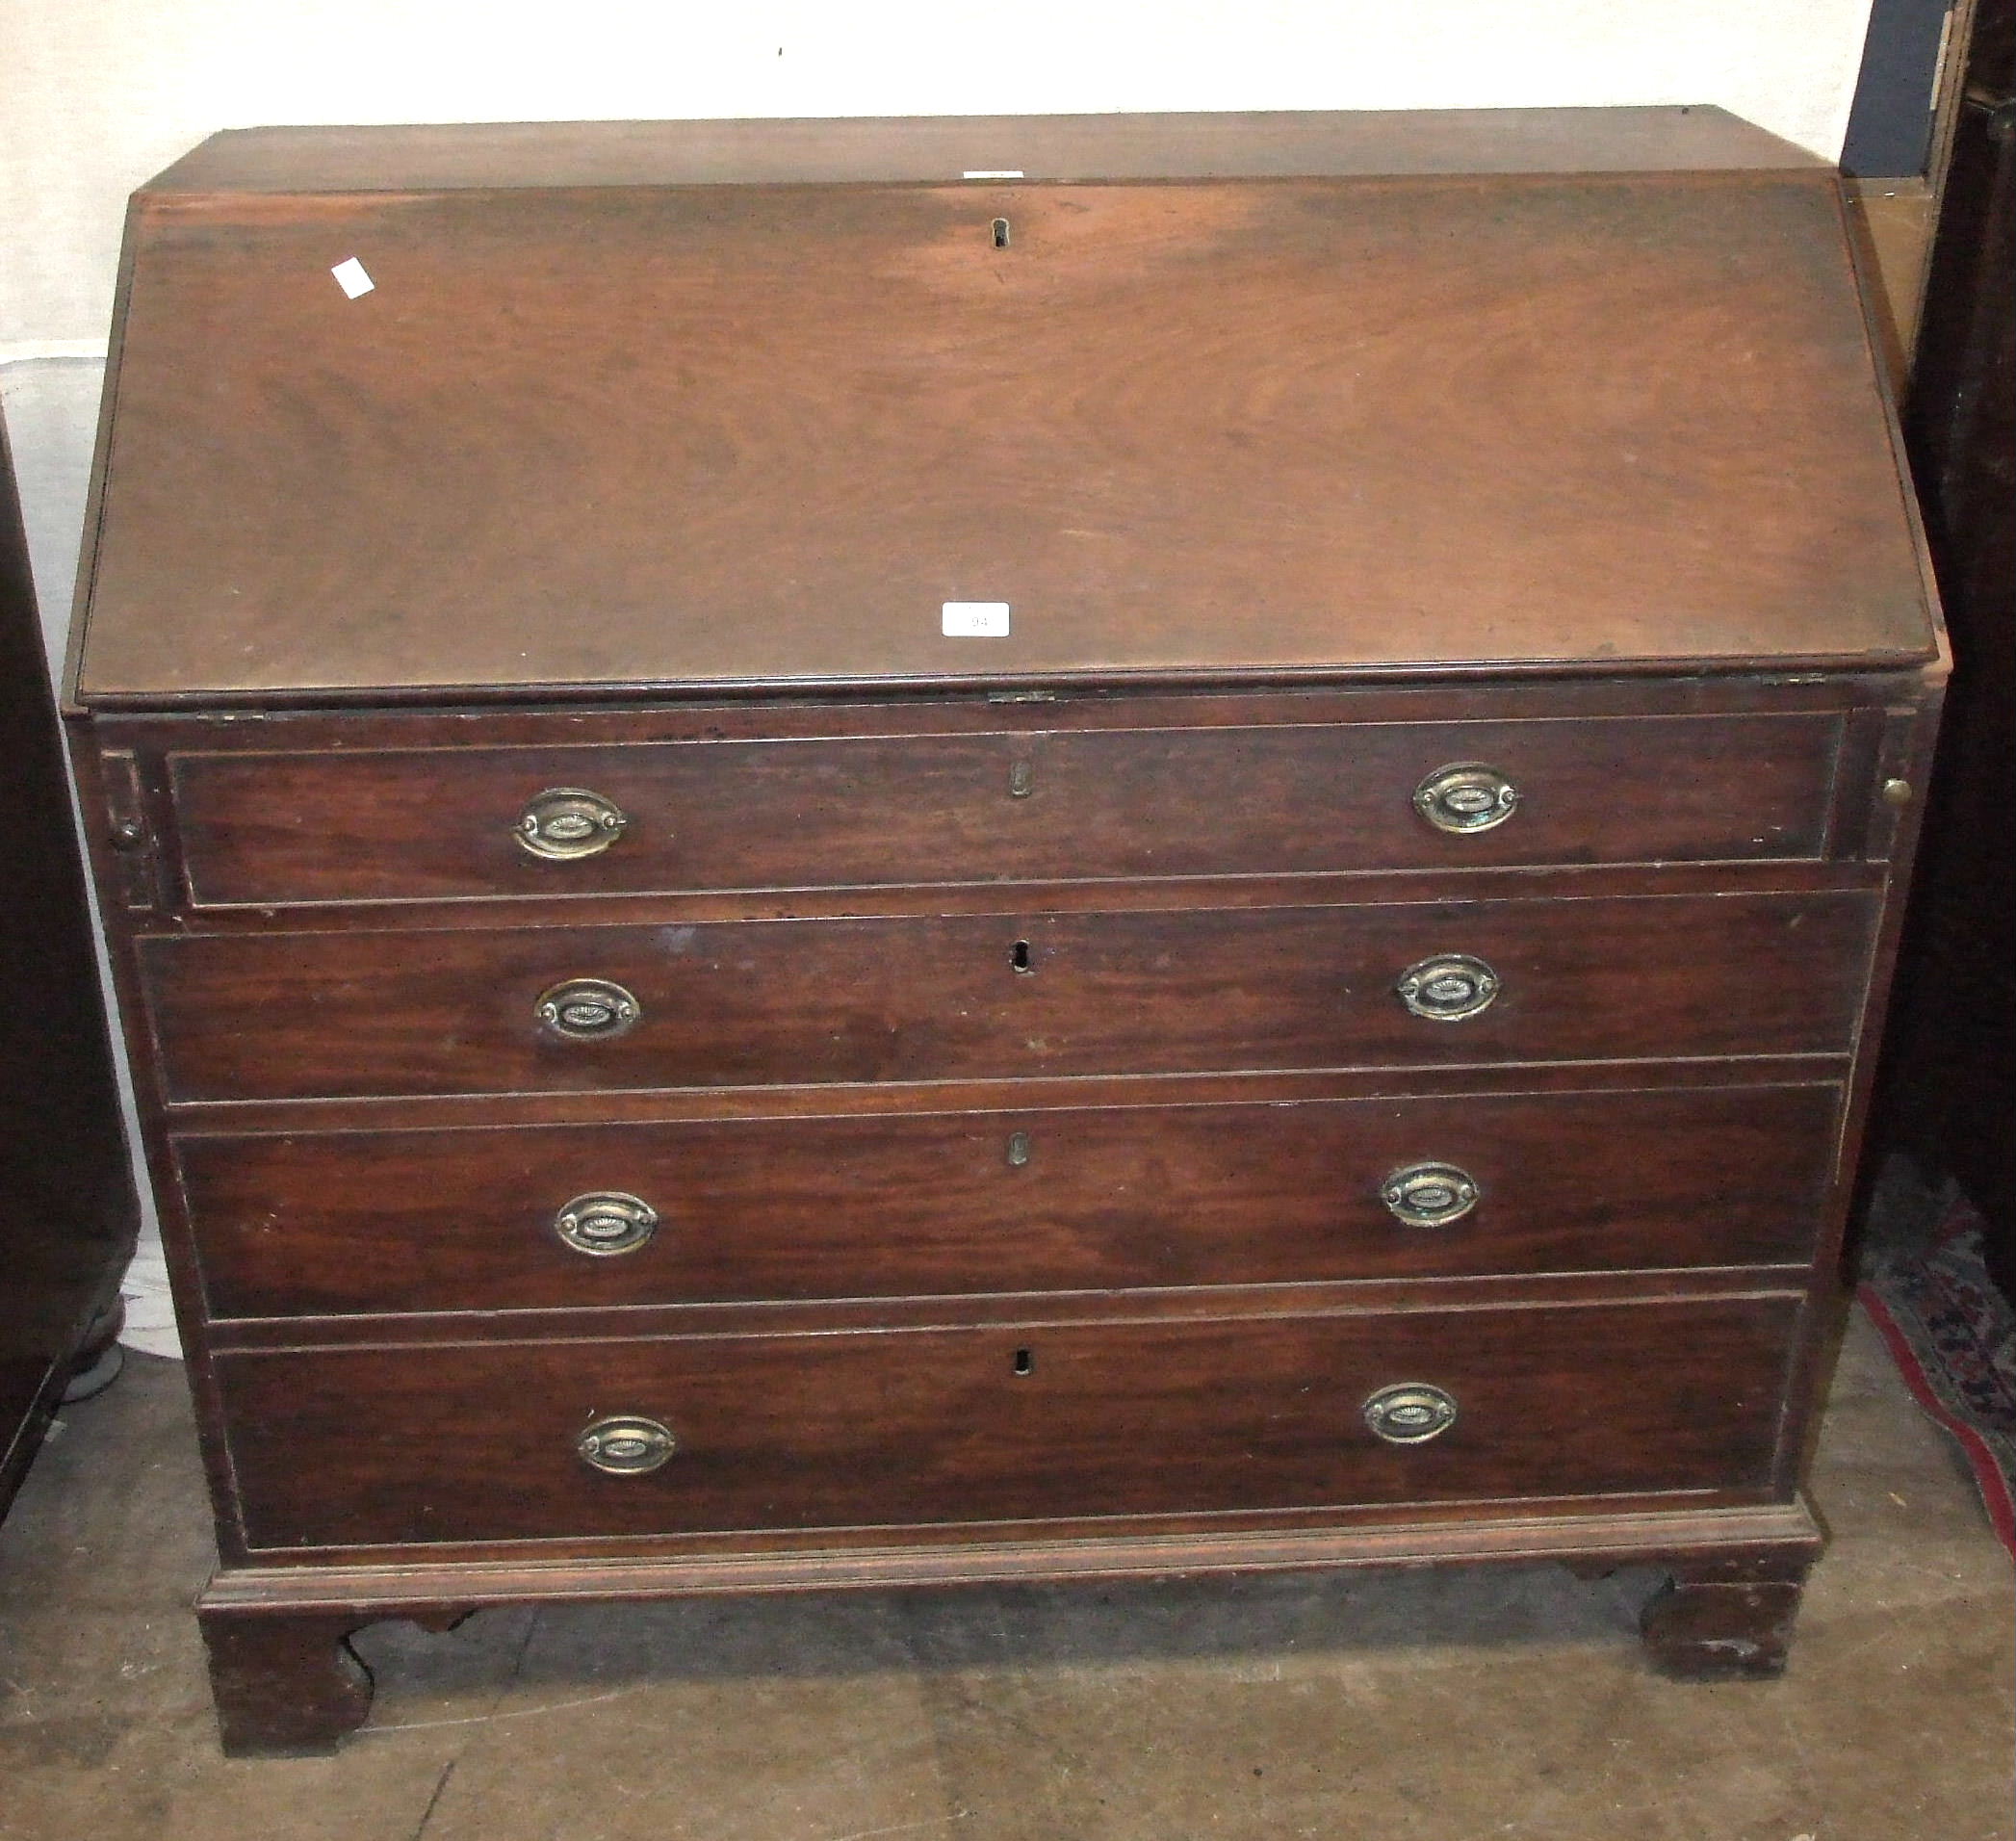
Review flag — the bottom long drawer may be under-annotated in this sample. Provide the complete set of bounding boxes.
[219,1296,1798,1551]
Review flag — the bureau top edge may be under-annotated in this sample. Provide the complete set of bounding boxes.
[65,652,1948,720]
[141,107,1820,196]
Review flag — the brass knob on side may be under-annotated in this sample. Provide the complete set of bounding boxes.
[1395,954,1501,1022]
[1381,1162,1481,1228]
[1362,1384,1459,1445]
[515,787,629,860]
[536,977,642,1040]
[554,1192,659,1257]
[576,1415,678,1475]
[1413,764,1519,835]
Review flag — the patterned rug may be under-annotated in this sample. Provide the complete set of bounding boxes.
[1860,1191,2016,1560]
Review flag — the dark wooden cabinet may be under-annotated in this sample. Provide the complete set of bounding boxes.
[64,109,1944,1754]
[0,408,139,1524]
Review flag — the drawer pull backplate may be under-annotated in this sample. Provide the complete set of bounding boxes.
[576,1415,678,1475]
[1382,1162,1481,1228]
[1363,1384,1460,1445]
[516,787,629,860]
[1395,954,1501,1022]
[536,977,642,1040]
[554,1191,659,1257]
[1413,763,1519,834]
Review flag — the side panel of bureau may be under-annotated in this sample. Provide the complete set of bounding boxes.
[176,1082,1842,1317]
[138,892,1877,1102]
[216,1295,1801,1551]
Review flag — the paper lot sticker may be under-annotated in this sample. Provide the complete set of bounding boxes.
[942,602,1011,637]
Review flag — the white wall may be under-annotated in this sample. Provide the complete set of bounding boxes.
[0,0,1877,1352]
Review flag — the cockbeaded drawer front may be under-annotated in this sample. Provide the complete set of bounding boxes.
[166,711,1847,907]
[178,1082,1840,1317]
[217,1294,1799,1551]
[141,892,1876,1103]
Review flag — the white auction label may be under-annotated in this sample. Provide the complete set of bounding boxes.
[330,257,375,298]
[942,602,1011,637]
[962,169,1023,180]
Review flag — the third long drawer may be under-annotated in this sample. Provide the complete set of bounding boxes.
[178,1081,1841,1318]
[141,890,1876,1102]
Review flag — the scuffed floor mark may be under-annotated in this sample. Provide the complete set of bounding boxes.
[821,1812,970,1841]
[363,1685,636,1735]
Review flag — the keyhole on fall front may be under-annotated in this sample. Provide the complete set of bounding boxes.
[1013,1347,1034,1377]
[1011,939,1033,974]
[992,217,1011,248]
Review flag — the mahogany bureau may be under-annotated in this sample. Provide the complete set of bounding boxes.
[63,107,1945,1754]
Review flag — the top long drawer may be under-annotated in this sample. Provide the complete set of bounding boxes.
[166,712,1846,906]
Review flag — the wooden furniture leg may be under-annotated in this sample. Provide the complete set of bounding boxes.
[198,1609,375,1756]
[1639,1554,1812,1679]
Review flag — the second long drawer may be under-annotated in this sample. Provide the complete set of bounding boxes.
[142,891,1876,1102]
[178,1081,1841,1317]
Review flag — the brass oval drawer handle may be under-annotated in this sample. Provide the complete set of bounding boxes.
[1413,763,1519,835]
[554,1191,659,1257]
[1381,1162,1481,1228]
[1363,1384,1459,1445]
[516,787,629,860]
[576,1415,678,1475]
[1395,954,1500,1022]
[536,977,642,1040]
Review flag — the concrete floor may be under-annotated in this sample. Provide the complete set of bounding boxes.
[0,1309,2008,1841]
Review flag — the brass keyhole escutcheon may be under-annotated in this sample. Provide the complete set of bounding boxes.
[1362,1384,1459,1445]
[1381,1162,1481,1229]
[576,1415,678,1475]
[1413,764,1519,835]
[536,977,642,1040]
[554,1191,659,1257]
[1395,955,1501,1022]
[516,787,629,860]
[1006,1130,1033,1167]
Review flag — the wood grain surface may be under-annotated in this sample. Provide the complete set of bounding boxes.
[174,1080,1840,1317]
[216,1294,1800,1549]
[166,709,1847,906]
[74,154,1932,703]
[138,891,1876,1102]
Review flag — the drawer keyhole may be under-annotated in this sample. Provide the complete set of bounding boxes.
[1011,939,1033,974]
[992,217,1011,248]
[1012,1347,1034,1376]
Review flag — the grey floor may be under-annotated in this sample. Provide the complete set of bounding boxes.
[1,1309,2009,1841]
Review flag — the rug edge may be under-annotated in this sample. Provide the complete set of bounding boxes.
[1856,1285,2016,1563]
